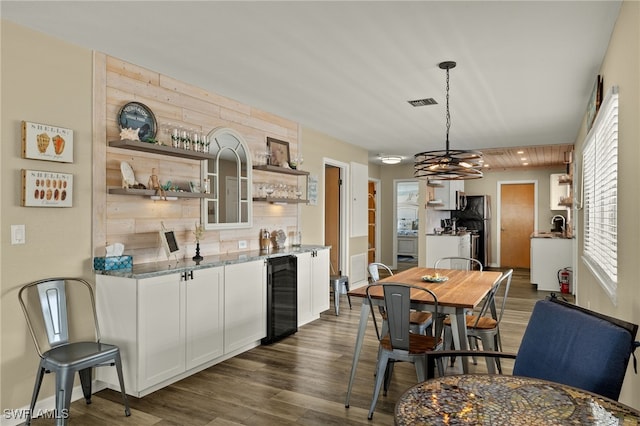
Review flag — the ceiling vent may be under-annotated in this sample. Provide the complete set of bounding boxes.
[407,98,437,107]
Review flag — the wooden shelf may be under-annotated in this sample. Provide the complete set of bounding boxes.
[253,165,310,176]
[109,139,215,161]
[253,197,308,204]
[109,188,210,199]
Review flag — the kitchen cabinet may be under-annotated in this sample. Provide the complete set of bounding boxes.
[296,248,330,326]
[397,235,418,257]
[531,237,573,291]
[426,234,471,268]
[223,260,267,354]
[431,180,464,210]
[96,267,224,396]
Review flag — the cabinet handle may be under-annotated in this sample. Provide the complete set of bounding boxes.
[182,271,194,281]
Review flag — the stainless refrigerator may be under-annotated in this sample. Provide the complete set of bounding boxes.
[453,195,491,268]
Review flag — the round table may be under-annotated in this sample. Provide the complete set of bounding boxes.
[395,374,640,425]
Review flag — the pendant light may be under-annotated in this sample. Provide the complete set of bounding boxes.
[414,61,483,180]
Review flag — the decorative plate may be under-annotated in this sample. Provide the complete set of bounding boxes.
[120,161,136,187]
[422,275,449,283]
[117,101,157,142]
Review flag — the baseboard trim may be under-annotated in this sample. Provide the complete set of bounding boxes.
[1,380,107,426]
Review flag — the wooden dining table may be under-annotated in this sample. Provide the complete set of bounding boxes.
[344,266,503,407]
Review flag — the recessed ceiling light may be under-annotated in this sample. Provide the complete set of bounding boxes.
[523,162,529,166]
[521,157,527,161]
[517,150,524,154]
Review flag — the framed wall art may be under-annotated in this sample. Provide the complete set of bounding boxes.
[22,121,74,163]
[21,169,73,207]
[267,137,290,167]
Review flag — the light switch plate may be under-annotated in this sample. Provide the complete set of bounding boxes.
[11,224,25,245]
[238,240,247,249]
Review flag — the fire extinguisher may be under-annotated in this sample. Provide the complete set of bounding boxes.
[558,267,571,294]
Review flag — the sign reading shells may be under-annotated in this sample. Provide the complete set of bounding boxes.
[22,121,74,163]
[21,169,73,207]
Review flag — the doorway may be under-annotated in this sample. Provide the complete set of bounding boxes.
[498,181,536,268]
[325,164,342,274]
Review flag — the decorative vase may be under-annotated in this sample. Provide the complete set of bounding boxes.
[192,242,203,262]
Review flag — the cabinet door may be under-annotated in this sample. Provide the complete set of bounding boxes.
[296,251,314,326]
[312,248,330,315]
[185,267,224,369]
[224,260,266,353]
[434,181,464,210]
[138,273,185,390]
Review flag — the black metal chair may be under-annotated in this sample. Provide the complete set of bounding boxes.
[18,278,131,425]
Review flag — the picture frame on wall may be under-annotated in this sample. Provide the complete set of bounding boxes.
[267,137,290,167]
[21,169,73,207]
[22,121,74,163]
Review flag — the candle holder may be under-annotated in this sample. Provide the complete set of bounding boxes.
[193,242,203,262]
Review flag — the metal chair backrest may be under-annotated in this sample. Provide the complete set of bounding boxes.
[434,256,483,271]
[368,262,393,282]
[473,269,513,327]
[367,283,439,351]
[18,278,99,357]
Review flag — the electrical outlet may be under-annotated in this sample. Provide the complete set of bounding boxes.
[238,240,247,249]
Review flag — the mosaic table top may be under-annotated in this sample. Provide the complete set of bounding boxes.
[395,374,640,425]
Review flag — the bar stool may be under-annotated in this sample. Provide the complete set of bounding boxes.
[330,263,351,315]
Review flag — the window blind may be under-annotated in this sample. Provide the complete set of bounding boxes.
[582,86,618,301]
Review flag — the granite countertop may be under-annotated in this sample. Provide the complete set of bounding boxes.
[96,245,328,279]
[530,232,573,239]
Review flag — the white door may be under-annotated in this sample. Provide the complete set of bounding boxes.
[185,267,224,369]
[296,251,314,326]
[138,273,185,390]
[224,260,266,353]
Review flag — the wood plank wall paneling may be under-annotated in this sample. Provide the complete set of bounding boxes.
[93,55,302,262]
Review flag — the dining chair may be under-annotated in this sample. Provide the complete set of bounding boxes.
[330,261,351,316]
[18,278,131,426]
[367,262,432,334]
[443,269,513,373]
[366,282,444,419]
[434,256,483,271]
[431,294,640,401]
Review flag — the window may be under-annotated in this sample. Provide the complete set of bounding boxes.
[582,86,618,302]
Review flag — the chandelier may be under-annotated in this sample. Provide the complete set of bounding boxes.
[414,61,483,180]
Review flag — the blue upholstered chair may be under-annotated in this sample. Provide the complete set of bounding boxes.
[433,295,639,401]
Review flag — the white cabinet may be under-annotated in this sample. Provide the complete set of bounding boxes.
[530,237,573,291]
[311,248,330,315]
[426,234,471,267]
[296,248,330,326]
[185,268,224,369]
[432,180,464,210]
[351,162,369,237]
[96,265,251,397]
[550,173,570,210]
[138,273,185,390]
[397,236,418,257]
[223,260,266,354]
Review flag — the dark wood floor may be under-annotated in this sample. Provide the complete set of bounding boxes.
[30,266,565,425]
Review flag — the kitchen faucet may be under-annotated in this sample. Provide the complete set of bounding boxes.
[551,214,566,233]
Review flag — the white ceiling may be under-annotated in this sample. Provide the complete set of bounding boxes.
[1,1,621,167]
